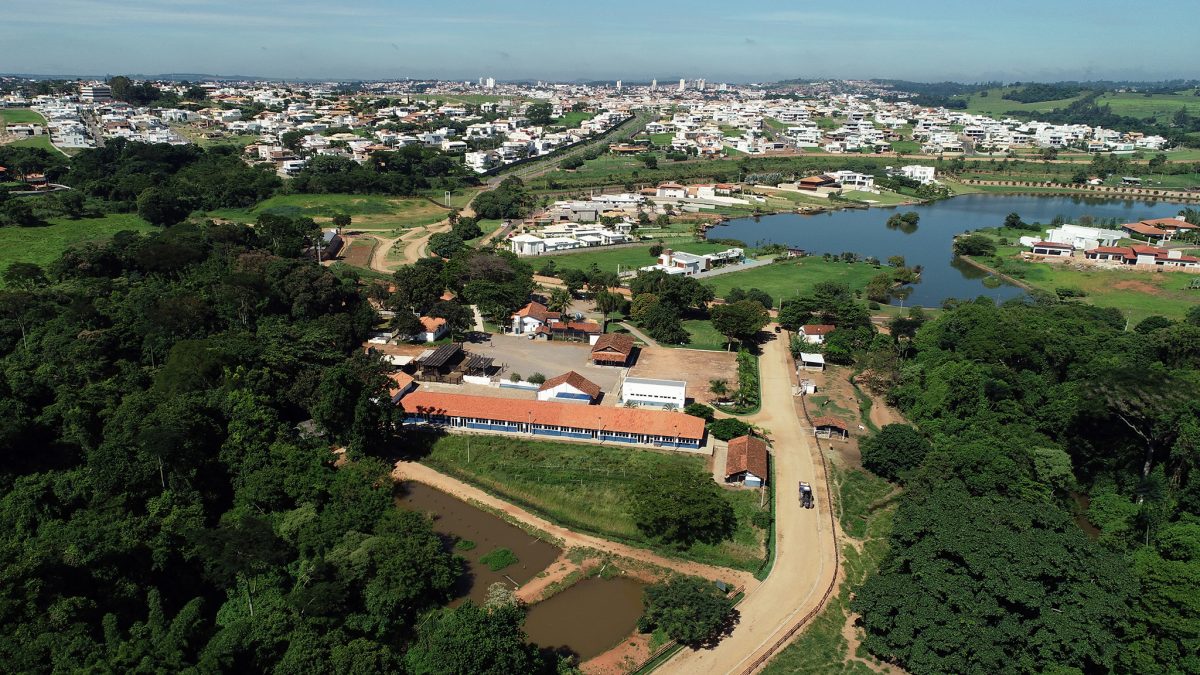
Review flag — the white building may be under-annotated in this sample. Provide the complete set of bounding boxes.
[619,377,687,409]
[536,371,602,404]
[899,165,937,184]
[1043,224,1125,250]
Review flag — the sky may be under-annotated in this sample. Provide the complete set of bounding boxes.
[3,0,1198,83]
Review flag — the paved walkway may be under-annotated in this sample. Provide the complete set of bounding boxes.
[470,305,485,332]
[393,461,756,589]
[662,329,838,675]
[618,322,660,347]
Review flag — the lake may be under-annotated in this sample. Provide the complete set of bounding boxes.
[708,194,1188,307]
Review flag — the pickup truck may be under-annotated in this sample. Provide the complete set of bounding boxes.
[799,481,814,509]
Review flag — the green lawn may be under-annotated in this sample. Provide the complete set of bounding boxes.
[418,434,769,571]
[205,193,450,231]
[841,190,911,206]
[0,212,155,276]
[556,111,595,128]
[703,259,881,302]
[8,135,58,153]
[890,140,921,154]
[467,218,503,246]
[0,108,47,125]
[762,466,896,674]
[649,132,675,146]
[542,241,732,275]
[680,318,729,351]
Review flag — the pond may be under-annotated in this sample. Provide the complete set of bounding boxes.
[523,576,647,661]
[396,482,561,605]
[708,194,1189,307]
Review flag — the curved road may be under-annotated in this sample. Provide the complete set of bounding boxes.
[662,331,838,675]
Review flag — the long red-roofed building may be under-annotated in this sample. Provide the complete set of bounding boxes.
[400,390,706,450]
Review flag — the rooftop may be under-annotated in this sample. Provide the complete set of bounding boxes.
[726,435,769,481]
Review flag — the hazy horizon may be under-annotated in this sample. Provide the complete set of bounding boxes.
[4,0,1198,84]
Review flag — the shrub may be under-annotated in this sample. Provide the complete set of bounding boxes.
[455,539,477,551]
[709,418,753,441]
[527,372,546,385]
[479,547,519,571]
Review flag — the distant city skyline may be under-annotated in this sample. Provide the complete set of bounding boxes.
[4,0,1198,83]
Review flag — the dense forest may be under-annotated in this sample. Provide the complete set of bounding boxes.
[0,220,558,672]
[851,299,1200,673]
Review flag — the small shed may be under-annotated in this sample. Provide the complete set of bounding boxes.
[537,371,602,404]
[812,416,849,441]
[798,352,826,372]
[725,435,769,488]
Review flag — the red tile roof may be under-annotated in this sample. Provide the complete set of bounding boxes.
[811,416,849,431]
[419,316,446,332]
[802,324,836,336]
[1087,246,1133,255]
[538,371,602,399]
[726,435,768,481]
[1139,217,1195,230]
[1123,222,1168,236]
[401,391,705,440]
[592,333,635,357]
[1032,241,1073,249]
[513,301,560,323]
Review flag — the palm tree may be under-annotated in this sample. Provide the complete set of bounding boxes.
[547,287,573,313]
[709,378,729,401]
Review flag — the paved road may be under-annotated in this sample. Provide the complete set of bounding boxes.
[393,461,756,589]
[662,331,837,675]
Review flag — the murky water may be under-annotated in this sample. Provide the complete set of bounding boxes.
[396,482,561,605]
[523,576,646,661]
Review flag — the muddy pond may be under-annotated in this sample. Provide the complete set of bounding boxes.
[397,482,647,660]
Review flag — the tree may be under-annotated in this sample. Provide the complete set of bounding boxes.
[390,259,445,315]
[632,465,735,547]
[629,293,659,324]
[1134,315,1174,334]
[649,243,664,257]
[708,418,753,441]
[724,287,772,310]
[640,577,731,645]
[952,233,996,257]
[710,300,769,349]
[709,378,729,400]
[54,190,87,219]
[428,232,466,258]
[472,177,532,220]
[451,216,482,241]
[427,301,473,339]
[559,156,584,170]
[525,102,553,126]
[683,402,716,423]
[136,186,193,227]
[593,289,623,331]
[390,310,423,339]
[405,602,546,675]
[0,198,42,227]
[640,300,689,344]
[859,424,931,482]
[546,287,573,313]
[332,213,352,230]
[3,262,48,290]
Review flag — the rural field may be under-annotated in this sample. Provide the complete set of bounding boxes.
[418,434,770,572]
[703,258,881,301]
[0,212,155,275]
[205,193,452,231]
[1004,259,1200,323]
[1,108,48,125]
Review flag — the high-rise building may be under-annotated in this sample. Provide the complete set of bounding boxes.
[616,80,622,92]
[485,77,495,89]
[650,79,657,90]
[719,82,728,92]
[678,78,686,92]
[79,83,112,103]
[697,78,705,91]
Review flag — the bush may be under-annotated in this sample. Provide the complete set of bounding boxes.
[683,402,716,423]
[455,539,476,551]
[527,372,546,385]
[751,511,773,529]
[952,234,996,257]
[639,577,732,645]
[709,418,752,441]
[479,547,519,571]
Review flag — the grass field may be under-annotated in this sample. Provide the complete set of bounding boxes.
[703,259,881,302]
[418,434,769,571]
[762,466,896,674]
[205,193,450,232]
[1,108,48,125]
[556,111,595,128]
[1096,90,1200,120]
[0,212,155,275]
[956,88,1086,116]
[841,190,911,206]
[541,241,732,275]
[680,318,729,351]
[998,258,1200,323]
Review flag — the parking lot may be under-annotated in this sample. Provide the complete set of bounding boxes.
[469,334,624,400]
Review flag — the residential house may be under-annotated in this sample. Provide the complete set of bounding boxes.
[799,325,836,344]
[510,301,560,334]
[725,435,769,488]
[1030,241,1074,257]
[536,371,602,404]
[417,316,448,342]
[812,416,849,441]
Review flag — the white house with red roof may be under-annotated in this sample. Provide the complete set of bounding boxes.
[510,301,561,335]
[536,371,603,404]
[417,316,448,342]
[799,324,836,344]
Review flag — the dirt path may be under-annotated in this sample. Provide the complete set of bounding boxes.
[662,330,838,675]
[392,461,756,589]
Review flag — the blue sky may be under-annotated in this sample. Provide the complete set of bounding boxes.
[4,0,1198,82]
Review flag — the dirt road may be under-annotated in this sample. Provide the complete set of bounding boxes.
[661,331,838,675]
[392,461,756,589]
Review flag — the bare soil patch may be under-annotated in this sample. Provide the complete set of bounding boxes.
[629,347,738,403]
